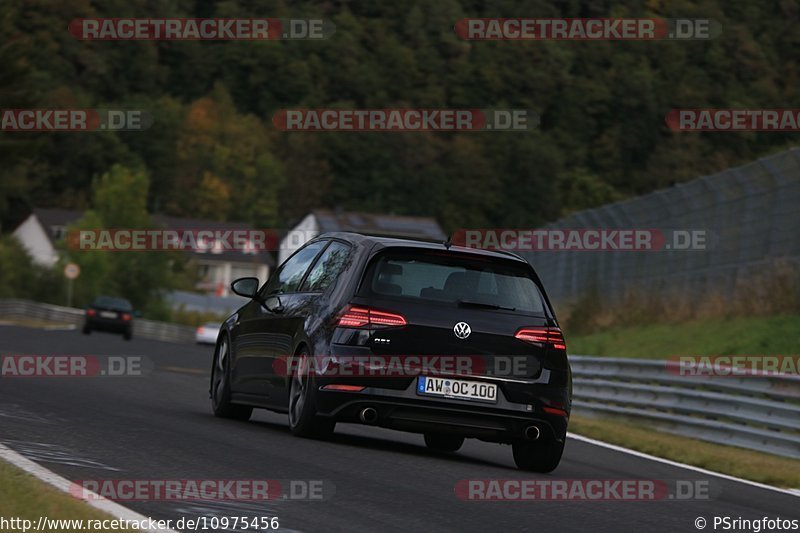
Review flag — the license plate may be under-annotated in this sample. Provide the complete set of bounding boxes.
[100,311,118,319]
[417,376,497,403]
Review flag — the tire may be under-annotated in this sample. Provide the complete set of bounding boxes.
[288,350,335,439]
[512,438,565,473]
[123,330,132,341]
[82,325,91,335]
[424,433,464,452]
[211,336,252,421]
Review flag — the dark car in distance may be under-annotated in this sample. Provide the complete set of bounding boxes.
[209,233,571,472]
[83,296,135,340]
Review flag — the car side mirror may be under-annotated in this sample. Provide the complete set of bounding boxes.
[264,295,284,313]
[231,277,260,298]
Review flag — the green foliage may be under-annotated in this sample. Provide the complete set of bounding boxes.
[0,236,40,298]
[0,235,63,302]
[568,315,800,359]
[61,165,188,314]
[1,0,798,236]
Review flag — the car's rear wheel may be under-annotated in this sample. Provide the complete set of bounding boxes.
[424,433,464,452]
[82,325,91,335]
[288,350,335,439]
[512,438,564,472]
[211,336,252,421]
[123,329,132,341]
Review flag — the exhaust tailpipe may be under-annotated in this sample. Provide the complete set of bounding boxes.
[359,407,378,425]
[524,425,541,441]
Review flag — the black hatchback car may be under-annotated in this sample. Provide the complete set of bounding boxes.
[210,233,571,472]
[83,296,135,340]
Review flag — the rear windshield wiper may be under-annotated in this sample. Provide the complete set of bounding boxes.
[457,299,516,311]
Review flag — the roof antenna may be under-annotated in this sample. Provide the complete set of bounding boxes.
[443,235,452,250]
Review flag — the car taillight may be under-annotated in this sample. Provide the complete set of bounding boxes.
[514,327,566,350]
[543,405,569,417]
[337,305,407,328]
[122,313,132,321]
[196,326,203,334]
[86,309,97,317]
[322,384,366,392]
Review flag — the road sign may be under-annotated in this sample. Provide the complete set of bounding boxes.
[64,262,80,280]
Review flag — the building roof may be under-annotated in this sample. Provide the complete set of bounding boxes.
[23,208,274,266]
[311,209,446,241]
[32,207,83,230]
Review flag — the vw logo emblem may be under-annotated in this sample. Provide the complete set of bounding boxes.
[453,322,471,339]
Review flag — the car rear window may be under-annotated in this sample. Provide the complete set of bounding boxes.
[360,250,546,315]
[92,296,133,311]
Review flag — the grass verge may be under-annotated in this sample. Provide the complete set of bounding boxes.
[0,459,137,531]
[567,315,800,359]
[569,414,800,488]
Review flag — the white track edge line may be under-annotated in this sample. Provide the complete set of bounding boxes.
[0,443,179,533]
[568,432,800,498]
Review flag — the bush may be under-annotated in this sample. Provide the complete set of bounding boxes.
[0,235,64,302]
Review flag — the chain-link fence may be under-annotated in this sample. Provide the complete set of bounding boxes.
[522,148,800,308]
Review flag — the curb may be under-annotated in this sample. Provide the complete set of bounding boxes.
[0,443,179,533]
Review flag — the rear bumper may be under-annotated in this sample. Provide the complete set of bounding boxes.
[314,379,569,444]
[85,317,131,333]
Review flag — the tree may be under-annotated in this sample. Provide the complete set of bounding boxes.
[64,165,178,314]
[171,84,285,226]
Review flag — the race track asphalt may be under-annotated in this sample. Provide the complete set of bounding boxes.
[1,325,797,532]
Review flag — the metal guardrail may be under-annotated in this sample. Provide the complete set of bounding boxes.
[0,299,195,344]
[571,355,800,459]
[2,301,798,457]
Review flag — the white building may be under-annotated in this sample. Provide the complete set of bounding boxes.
[12,208,273,296]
